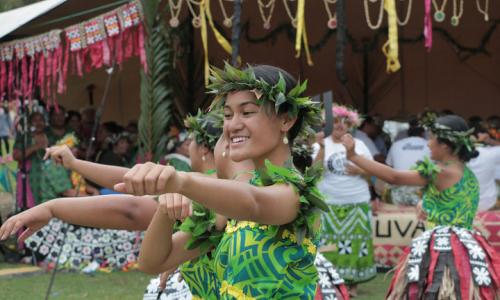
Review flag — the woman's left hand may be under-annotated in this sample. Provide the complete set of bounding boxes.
[345,163,364,176]
[158,193,192,221]
[114,163,184,196]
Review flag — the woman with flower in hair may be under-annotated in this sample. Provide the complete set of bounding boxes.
[113,63,327,299]
[315,104,376,296]
[341,114,500,299]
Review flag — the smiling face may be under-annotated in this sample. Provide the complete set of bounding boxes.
[223,90,287,163]
[30,113,46,133]
[332,118,353,140]
[214,135,255,179]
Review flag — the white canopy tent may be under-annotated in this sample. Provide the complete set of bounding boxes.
[0,0,67,40]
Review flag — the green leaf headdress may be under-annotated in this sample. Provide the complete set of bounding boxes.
[184,109,223,151]
[207,62,321,139]
[420,113,475,154]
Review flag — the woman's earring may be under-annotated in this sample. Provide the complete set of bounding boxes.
[222,151,227,158]
[283,136,289,145]
[202,155,206,161]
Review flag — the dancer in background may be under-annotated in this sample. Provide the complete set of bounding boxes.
[315,104,376,297]
[341,114,500,299]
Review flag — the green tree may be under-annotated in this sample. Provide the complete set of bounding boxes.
[138,0,174,162]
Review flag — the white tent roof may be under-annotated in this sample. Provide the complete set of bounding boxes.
[0,0,67,40]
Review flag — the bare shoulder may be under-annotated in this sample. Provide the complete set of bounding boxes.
[436,164,464,188]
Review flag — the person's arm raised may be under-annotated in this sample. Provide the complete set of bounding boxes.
[45,145,129,189]
[0,195,157,242]
[341,134,427,186]
[114,163,300,225]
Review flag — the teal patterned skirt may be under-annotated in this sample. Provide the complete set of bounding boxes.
[320,202,376,284]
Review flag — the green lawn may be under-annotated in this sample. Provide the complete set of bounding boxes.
[357,273,391,300]
[0,264,391,299]
[0,267,151,300]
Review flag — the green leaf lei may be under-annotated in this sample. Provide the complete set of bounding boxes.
[207,62,322,138]
[412,157,441,183]
[251,160,328,244]
[420,113,475,153]
[184,109,223,150]
[178,202,223,254]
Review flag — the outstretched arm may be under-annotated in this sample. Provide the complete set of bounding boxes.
[342,134,427,186]
[45,145,129,188]
[114,163,300,226]
[0,195,157,242]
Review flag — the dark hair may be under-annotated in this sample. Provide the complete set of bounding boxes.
[101,121,124,135]
[359,116,375,129]
[29,111,44,122]
[435,115,478,162]
[250,65,304,145]
[66,110,81,123]
[127,121,138,130]
[440,109,454,116]
[487,115,500,129]
[408,118,424,137]
[292,151,312,174]
[49,105,66,118]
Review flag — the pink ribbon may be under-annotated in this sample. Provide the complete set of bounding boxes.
[138,24,147,72]
[424,0,432,50]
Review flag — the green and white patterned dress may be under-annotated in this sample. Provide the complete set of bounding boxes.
[213,161,327,299]
[318,137,377,284]
[415,157,479,229]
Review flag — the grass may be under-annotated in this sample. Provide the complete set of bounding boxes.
[0,263,23,270]
[357,273,391,300]
[0,265,151,300]
[0,263,391,300]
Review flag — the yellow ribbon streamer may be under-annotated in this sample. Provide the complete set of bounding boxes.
[302,21,313,66]
[294,0,313,66]
[382,0,401,73]
[200,0,209,86]
[201,0,241,85]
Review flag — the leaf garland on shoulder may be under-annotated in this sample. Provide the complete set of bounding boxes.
[207,62,322,138]
[178,201,224,254]
[250,160,327,244]
[412,157,441,184]
[184,109,223,150]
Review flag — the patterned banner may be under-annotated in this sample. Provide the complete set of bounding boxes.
[0,0,145,101]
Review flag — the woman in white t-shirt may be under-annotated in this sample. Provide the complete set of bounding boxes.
[315,104,376,296]
[467,144,500,211]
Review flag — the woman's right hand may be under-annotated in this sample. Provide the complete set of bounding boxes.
[44,145,77,169]
[157,193,192,221]
[0,204,53,242]
[341,134,356,159]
